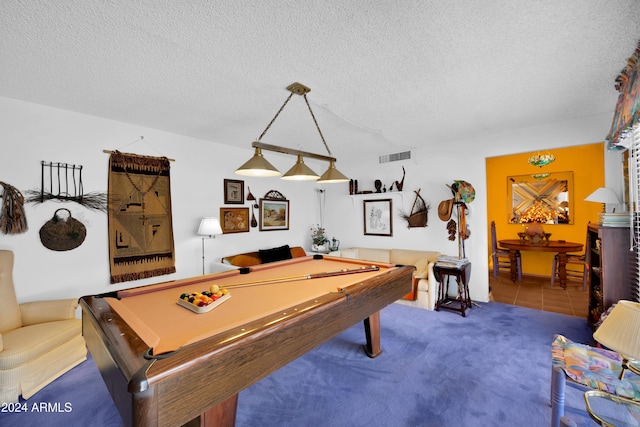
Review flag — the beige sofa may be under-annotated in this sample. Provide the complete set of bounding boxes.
[0,250,86,403]
[329,248,440,310]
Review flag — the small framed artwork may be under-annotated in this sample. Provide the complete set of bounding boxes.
[220,207,250,233]
[259,199,290,231]
[224,179,244,204]
[363,199,393,236]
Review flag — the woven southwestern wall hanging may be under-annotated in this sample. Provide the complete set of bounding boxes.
[108,151,176,283]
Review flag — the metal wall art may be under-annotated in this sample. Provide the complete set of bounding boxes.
[25,161,108,212]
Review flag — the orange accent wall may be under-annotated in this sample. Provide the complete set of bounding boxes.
[486,143,604,276]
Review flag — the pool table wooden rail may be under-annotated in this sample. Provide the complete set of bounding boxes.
[80,262,414,427]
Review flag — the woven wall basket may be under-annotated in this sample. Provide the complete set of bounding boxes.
[408,211,428,228]
[39,208,86,251]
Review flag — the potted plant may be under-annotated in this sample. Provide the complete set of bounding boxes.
[310,224,329,253]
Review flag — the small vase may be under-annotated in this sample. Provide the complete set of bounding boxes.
[525,223,545,244]
[311,244,328,253]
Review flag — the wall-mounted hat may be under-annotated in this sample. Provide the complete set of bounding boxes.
[438,198,455,221]
[454,180,475,203]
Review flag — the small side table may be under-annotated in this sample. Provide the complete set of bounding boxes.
[434,262,472,317]
[584,390,640,426]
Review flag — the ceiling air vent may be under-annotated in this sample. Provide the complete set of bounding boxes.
[379,151,411,164]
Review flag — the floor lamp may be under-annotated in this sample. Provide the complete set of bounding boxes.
[197,217,222,275]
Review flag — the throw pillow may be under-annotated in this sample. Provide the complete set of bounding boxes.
[259,245,293,264]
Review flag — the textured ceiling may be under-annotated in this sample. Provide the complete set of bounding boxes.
[1,1,639,159]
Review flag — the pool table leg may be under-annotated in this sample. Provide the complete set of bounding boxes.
[197,394,238,427]
[363,311,382,358]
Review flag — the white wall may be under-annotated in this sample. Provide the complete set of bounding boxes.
[324,112,619,302]
[0,97,324,303]
[0,96,619,307]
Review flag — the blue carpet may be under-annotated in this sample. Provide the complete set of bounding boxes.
[0,302,597,426]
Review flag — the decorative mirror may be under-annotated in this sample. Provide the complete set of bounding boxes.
[507,171,573,224]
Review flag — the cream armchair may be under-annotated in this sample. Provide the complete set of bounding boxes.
[0,250,86,404]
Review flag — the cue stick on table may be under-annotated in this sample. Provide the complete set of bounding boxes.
[218,265,380,289]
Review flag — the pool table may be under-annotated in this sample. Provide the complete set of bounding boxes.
[80,255,414,427]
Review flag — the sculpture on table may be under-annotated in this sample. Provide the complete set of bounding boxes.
[391,166,405,192]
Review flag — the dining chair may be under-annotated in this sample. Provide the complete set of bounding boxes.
[491,221,522,281]
[550,229,589,290]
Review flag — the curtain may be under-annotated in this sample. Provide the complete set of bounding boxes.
[627,125,640,300]
[606,42,640,150]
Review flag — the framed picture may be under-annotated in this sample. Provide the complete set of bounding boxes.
[259,199,290,231]
[220,207,250,233]
[224,179,244,204]
[363,199,393,236]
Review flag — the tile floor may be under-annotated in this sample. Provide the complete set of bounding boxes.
[489,271,589,318]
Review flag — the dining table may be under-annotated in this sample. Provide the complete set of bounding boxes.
[498,239,584,288]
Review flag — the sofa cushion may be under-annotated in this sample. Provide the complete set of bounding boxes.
[20,299,78,326]
[224,246,307,267]
[355,248,390,263]
[225,253,262,267]
[391,249,439,265]
[259,245,293,264]
[329,249,358,259]
[413,258,431,279]
[0,319,81,370]
[290,246,307,258]
[0,251,22,333]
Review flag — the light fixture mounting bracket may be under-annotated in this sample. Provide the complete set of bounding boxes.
[286,82,311,95]
[251,141,335,162]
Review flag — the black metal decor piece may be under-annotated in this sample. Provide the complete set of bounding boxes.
[25,161,108,212]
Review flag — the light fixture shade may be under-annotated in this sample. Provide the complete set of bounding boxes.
[281,155,319,180]
[235,147,281,177]
[531,173,550,180]
[197,217,222,236]
[594,300,640,359]
[584,187,621,204]
[527,152,555,167]
[317,160,349,183]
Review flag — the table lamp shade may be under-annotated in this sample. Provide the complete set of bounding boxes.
[584,187,621,204]
[593,300,640,360]
[197,217,222,237]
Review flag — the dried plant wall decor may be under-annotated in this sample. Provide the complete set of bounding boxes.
[0,181,27,234]
[25,161,108,212]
